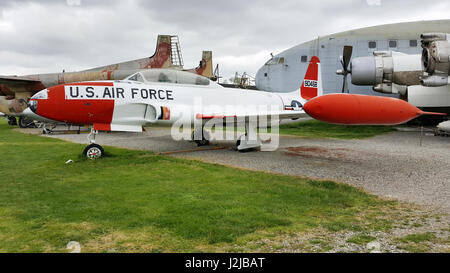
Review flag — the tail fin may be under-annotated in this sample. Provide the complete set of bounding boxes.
[82,35,175,72]
[196,51,213,78]
[145,35,174,68]
[183,51,214,78]
[300,56,323,100]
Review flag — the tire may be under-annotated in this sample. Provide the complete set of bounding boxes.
[18,117,36,128]
[192,130,210,146]
[7,116,17,126]
[83,144,104,160]
[195,139,210,146]
[236,139,241,151]
[236,139,252,153]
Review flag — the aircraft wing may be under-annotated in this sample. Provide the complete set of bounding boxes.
[0,76,41,87]
[0,76,43,96]
[196,109,309,121]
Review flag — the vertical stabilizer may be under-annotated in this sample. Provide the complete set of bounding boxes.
[183,51,214,78]
[300,56,322,100]
[196,51,213,78]
[82,34,176,72]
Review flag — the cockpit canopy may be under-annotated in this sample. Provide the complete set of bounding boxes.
[125,69,211,86]
[265,57,285,65]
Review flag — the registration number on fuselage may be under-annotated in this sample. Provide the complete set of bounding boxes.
[64,86,174,101]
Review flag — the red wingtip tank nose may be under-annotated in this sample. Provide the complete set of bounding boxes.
[303,94,446,125]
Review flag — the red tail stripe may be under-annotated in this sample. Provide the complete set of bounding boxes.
[300,56,320,101]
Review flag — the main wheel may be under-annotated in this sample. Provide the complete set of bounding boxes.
[83,144,104,160]
[192,130,210,146]
[18,117,36,128]
[236,137,255,153]
[195,139,210,146]
[7,116,17,126]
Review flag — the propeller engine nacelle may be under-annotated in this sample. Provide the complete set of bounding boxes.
[420,33,450,87]
[350,51,421,95]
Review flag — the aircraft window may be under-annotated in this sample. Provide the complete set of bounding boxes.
[158,72,171,83]
[265,57,280,65]
[133,69,211,86]
[389,40,397,48]
[195,77,210,85]
[128,73,144,82]
[279,57,285,64]
[368,41,377,49]
[410,40,418,47]
[301,55,307,62]
[135,73,144,82]
[128,74,137,81]
[127,73,144,82]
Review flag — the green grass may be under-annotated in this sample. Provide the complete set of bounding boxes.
[347,234,377,245]
[397,233,437,244]
[0,119,403,252]
[395,232,443,253]
[278,120,396,139]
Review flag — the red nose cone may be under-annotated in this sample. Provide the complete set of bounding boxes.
[303,94,439,125]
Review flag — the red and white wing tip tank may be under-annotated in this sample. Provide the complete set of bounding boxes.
[303,93,446,125]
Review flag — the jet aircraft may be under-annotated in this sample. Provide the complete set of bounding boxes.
[29,57,441,159]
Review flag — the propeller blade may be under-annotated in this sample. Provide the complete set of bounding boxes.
[342,46,353,70]
[339,46,353,93]
[343,74,348,93]
[341,74,349,93]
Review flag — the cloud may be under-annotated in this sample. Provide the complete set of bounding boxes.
[0,0,449,78]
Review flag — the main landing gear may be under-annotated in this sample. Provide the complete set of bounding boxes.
[7,116,17,126]
[18,116,37,128]
[83,128,104,160]
[192,127,210,146]
[236,122,261,152]
[191,123,262,152]
[6,116,36,128]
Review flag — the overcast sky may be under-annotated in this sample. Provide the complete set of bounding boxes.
[0,0,449,80]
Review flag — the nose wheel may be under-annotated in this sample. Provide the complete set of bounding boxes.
[83,128,104,159]
[83,144,104,160]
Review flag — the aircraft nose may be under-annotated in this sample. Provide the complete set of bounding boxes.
[28,100,38,113]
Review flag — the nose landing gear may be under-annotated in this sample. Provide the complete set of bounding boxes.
[83,128,104,160]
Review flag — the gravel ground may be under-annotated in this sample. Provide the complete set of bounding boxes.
[37,126,450,212]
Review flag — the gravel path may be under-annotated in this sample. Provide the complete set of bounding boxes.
[40,127,450,212]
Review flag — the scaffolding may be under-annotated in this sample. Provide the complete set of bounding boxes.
[170,35,184,67]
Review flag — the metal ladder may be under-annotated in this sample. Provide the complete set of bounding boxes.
[170,35,184,67]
